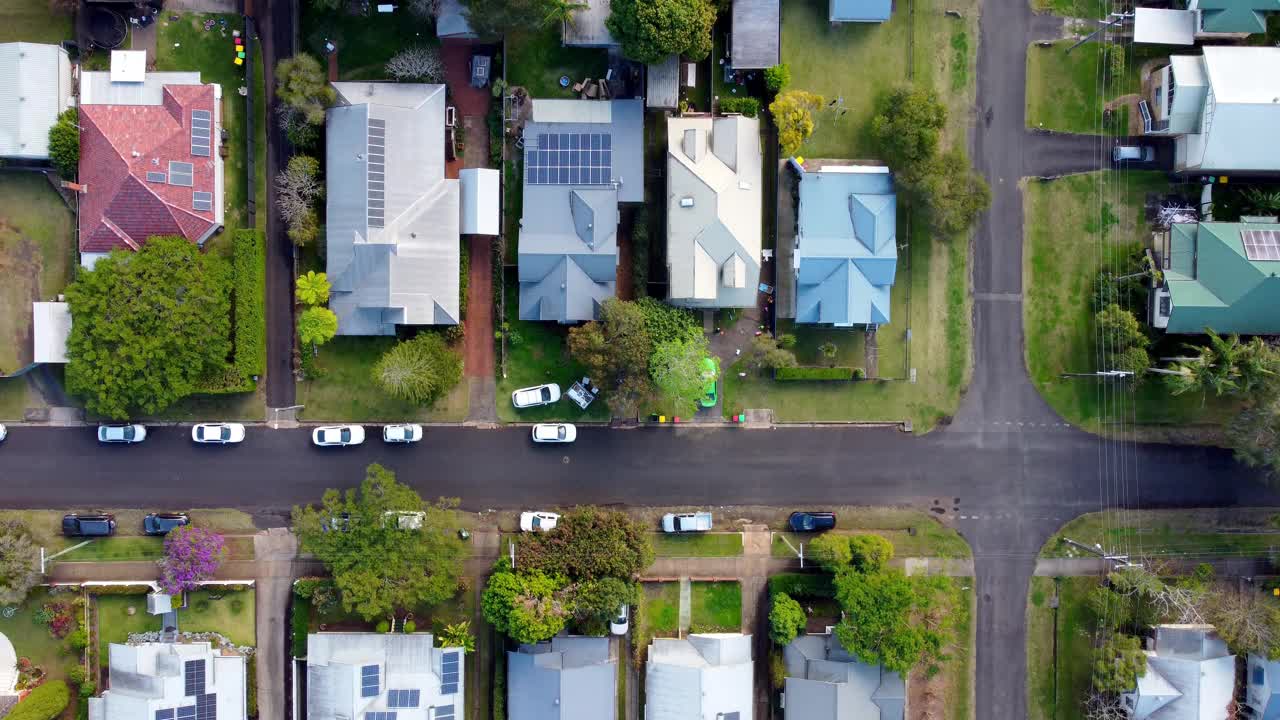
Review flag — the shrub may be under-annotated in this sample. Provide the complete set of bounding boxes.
[768,573,835,599]
[48,109,79,178]
[852,367,867,380]
[233,230,267,381]
[85,584,154,596]
[194,599,211,613]
[9,680,70,720]
[808,534,853,573]
[291,596,311,657]
[764,64,791,93]
[371,333,464,404]
[64,629,88,651]
[375,620,390,633]
[403,620,417,633]
[769,648,788,687]
[77,683,94,699]
[246,656,258,717]
[775,367,854,381]
[230,597,246,615]
[769,592,807,645]
[492,651,506,720]
[719,96,760,118]
[66,666,86,687]
[632,208,650,296]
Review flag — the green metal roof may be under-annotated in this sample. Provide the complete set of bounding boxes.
[1164,222,1280,334]
[1196,0,1280,34]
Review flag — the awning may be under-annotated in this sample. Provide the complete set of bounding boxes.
[1134,8,1196,45]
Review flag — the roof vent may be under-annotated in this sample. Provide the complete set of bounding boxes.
[131,150,141,158]
[680,197,695,208]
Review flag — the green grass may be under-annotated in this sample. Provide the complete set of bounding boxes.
[97,595,161,654]
[182,589,256,646]
[504,157,523,263]
[0,174,75,374]
[652,533,744,557]
[944,579,975,720]
[773,526,971,560]
[0,508,258,557]
[1025,41,1166,134]
[1024,172,1243,433]
[301,8,435,81]
[297,336,469,421]
[1042,508,1280,559]
[0,377,32,420]
[0,0,72,43]
[60,535,254,563]
[505,25,609,98]
[496,283,611,422]
[689,582,741,632]
[1027,576,1101,720]
[0,587,78,684]
[1030,0,1108,18]
[641,583,680,637]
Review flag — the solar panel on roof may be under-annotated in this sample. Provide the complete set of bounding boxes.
[365,713,397,720]
[169,161,194,187]
[526,132,612,186]
[146,172,167,183]
[191,110,212,157]
[193,191,213,212]
[435,706,455,720]
[387,689,420,708]
[1243,229,1280,261]
[367,119,386,228]
[156,710,175,720]
[361,664,380,698]
[184,660,205,697]
[195,693,216,720]
[176,706,196,720]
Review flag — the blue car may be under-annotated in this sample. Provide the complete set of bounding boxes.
[788,512,837,532]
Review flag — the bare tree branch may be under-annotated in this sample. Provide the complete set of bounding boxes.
[385,46,444,82]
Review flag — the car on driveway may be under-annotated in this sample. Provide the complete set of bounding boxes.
[191,422,245,444]
[383,424,423,443]
[63,513,116,537]
[662,512,713,533]
[143,513,190,536]
[700,357,718,408]
[312,425,365,447]
[512,383,561,408]
[611,604,630,635]
[520,511,560,532]
[98,424,146,444]
[1112,145,1154,163]
[531,423,576,443]
[788,511,837,532]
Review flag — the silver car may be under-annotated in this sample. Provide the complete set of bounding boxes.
[98,424,146,443]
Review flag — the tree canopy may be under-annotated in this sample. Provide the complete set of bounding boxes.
[48,108,79,178]
[292,464,465,621]
[569,577,637,635]
[770,90,824,157]
[515,507,655,580]
[64,237,231,419]
[159,526,226,595]
[296,271,331,306]
[1092,634,1146,694]
[275,54,335,126]
[832,569,952,674]
[769,592,807,645]
[371,333,463,405]
[650,336,714,416]
[299,307,339,347]
[870,86,948,190]
[607,0,715,65]
[481,567,570,644]
[0,521,40,606]
[568,299,655,416]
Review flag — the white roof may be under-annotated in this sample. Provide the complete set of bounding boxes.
[645,634,754,720]
[306,632,465,720]
[1180,47,1280,171]
[533,99,614,124]
[460,168,500,235]
[1201,46,1280,104]
[0,42,73,159]
[1134,8,1195,45]
[88,642,246,720]
[111,50,147,82]
[80,70,205,106]
[1170,54,1208,87]
[32,302,70,364]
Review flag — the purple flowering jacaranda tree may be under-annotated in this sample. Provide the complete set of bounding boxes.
[159,526,226,595]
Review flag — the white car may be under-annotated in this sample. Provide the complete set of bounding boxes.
[520,511,560,532]
[531,423,576,443]
[610,604,629,636]
[191,422,246,444]
[98,424,146,444]
[512,383,561,408]
[0,424,6,443]
[383,424,423,443]
[312,425,365,447]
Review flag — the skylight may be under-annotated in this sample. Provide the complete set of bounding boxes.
[168,161,193,187]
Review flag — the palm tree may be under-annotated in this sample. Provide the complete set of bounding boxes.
[543,0,589,29]
[1237,336,1278,395]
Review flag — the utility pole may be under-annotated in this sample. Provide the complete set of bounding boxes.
[1066,12,1134,53]
[1060,370,1134,379]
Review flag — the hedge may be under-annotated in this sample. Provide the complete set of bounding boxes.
[775,366,855,381]
[84,584,154,596]
[9,681,70,720]
[232,229,267,382]
[719,96,760,118]
[291,596,311,658]
[768,572,835,599]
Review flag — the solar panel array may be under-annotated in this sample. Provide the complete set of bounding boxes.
[1242,229,1280,261]
[156,710,175,720]
[365,713,397,720]
[169,161,194,187]
[525,133,612,186]
[367,118,386,228]
[176,706,195,720]
[387,689,420,708]
[195,693,216,720]
[193,191,213,212]
[191,110,212,157]
[146,171,167,183]
[435,705,456,720]
[184,660,206,696]
[440,651,460,695]
[361,664,381,698]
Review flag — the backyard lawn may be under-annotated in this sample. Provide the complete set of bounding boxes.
[0,174,75,375]
[689,582,741,633]
[0,0,72,43]
[0,588,79,684]
[652,533,744,557]
[182,589,256,646]
[1025,41,1166,134]
[97,595,161,653]
[1026,576,1101,720]
[297,336,469,421]
[1042,508,1280,558]
[301,7,434,81]
[1024,171,1242,433]
[505,25,609,98]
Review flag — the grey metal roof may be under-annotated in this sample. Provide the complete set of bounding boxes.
[783,633,904,720]
[79,70,203,106]
[436,0,476,38]
[731,0,780,69]
[508,637,616,720]
[644,634,753,720]
[0,43,72,159]
[326,83,460,335]
[1124,625,1235,720]
[562,0,617,47]
[646,55,680,109]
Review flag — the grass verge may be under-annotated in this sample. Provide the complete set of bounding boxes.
[1026,576,1101,720]
[1025,41,1166,134]
[60,535,254,563]
[653,533,744,557]
[1041,508,1280,559]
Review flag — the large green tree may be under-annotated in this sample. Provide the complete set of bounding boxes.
[770,90,824,157]
[1092,634,1146,694]
[569,577,637,634]
[870,86,948,191]
[275,54,335,126]
[65,237,231,419]
[769,592,807,645]
[568,299,655,416]
[292,464,465,622]
[607,0,715,65]
[832,569,951,674]
[0,521,40,606]
[515,507,655,580]
[1229,395,1280,479]
[650,336,714,416]
[482,567,570,644]
[920,150,991,236]
[371,333,463,405]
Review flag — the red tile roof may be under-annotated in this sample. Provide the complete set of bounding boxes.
[78,84,220,254]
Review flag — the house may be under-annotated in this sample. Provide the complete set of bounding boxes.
[829,0,893,23]
[1139,46,1280,173]
[782,631,905,720]
[307,632,465,720]
[77,51,223,268]
[790,160,897,327]
[647,55,680,110]
[435,0,477,39]
[326,81,464,335]
[518,98,643,323]
[644,633,753,720]
[563,0,617,47]
[1149,221,1280,334]
[665,115,763,310]
[1120,625,1235,720]
[731,0,780,69]
[88,641,246,720]
[0,42,73,161]
[507,636,616,720]
[1247,653,1280,720]
[1134,0,1280,45]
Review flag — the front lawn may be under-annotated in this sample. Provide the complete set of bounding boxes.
[182,589,256,646]
[652,533,744,557]
[1025,41,1166,134]
[0,587,79,684]
[0,0,72,43]
[0,377,32,420]
[297,336,469,421]
[1042,509,1280,559]
[97,595,161,654]
[60,535,254,563]
[0,174,75,374]
[638,582,680,645]
[1026,576,1100,720]
[505,26,609,98]
[301,7,435,81]
[689,582,741,633]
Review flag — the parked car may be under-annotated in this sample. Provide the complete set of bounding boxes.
[520,511,560,532]
[788,511,837,532]
[700,357,718,409]
[662,512,713,533]
[312,425,365,447]
[191,422,245,444]
[512,383,561,408]
[0,424,6,443]
[531,423,577,443]
[143,512,190,536]
[610,604,630,635]
[322,512,352,533]
[1112,145,1154,163]
[383,424,423,443]
[62,513,117,537]
[98,424,146,444]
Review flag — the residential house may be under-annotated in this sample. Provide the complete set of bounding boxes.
[508,636,616,720]
[829,0,893,23]
[1120,624,1235,720]
[665,114,763,310]
[563,0,617,47]
[77,51,223,268]
[0,42,73,161]
[435,0,477,39]
[326,82,466,335]
[88,641,246,720]
[1139,46,1280,173]
[1149,221,1280,334]
[781,631,905,720]
[1134,0,1280,45]
[644,633,753,720]
[789,160,897,327]
[731,0,780,69]
[307,632,465,720]
[518,98,643,323]
[1247,653,1280,720]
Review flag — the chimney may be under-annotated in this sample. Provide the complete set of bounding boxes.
[62,181,87,194]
